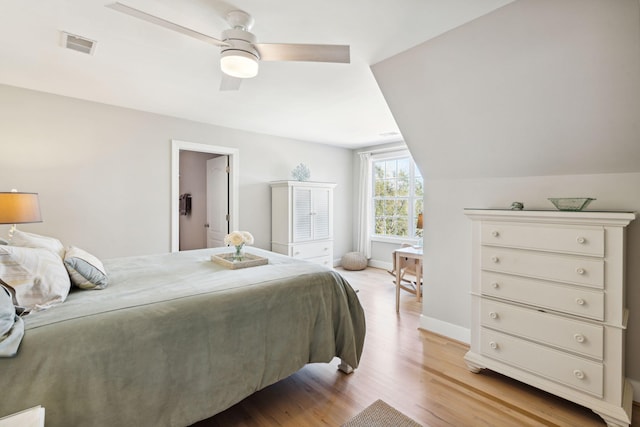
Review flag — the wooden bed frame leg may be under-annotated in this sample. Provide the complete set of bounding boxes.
[338,360,354,374]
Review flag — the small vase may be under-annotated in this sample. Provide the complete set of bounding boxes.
[233,244,244,261]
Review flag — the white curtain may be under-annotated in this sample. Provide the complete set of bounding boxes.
[356,152,372,258]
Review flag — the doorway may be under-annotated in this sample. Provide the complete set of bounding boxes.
[170,140,240,252]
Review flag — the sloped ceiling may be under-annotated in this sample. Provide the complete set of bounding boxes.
[0,0,513,148]
[372,0,640,178]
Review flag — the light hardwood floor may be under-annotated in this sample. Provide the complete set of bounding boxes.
[194,266,639,426]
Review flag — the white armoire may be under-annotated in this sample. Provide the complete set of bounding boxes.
[270,181,336,267]
[464,209,636,427]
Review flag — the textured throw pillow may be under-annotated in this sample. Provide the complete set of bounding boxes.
[64,246,109,290]
[11,229,65,258]
[0,245,71,311]
[0,285,24,357]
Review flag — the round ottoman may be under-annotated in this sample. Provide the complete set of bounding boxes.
[341,252,367,271]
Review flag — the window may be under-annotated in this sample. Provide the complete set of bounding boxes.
[372,155,423,240]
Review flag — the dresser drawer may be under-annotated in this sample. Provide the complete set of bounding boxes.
[481,272,604,320]
[481,328,603,397]
[481,247,604,289]
[481,223,604,256]
[307,255,332,267]
[291,241,332,259]
[481,299,603,360]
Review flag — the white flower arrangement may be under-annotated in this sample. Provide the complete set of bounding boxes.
[224,231,254,255]
[224,231,253,261]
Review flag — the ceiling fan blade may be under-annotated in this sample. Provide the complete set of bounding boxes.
[106,2,229,48]
[255,44,350,63]
[220,73,242,91]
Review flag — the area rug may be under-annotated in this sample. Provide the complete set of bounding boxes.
[342,399,423,427]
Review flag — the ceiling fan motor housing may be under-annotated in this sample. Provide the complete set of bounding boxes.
[221,28,259,60]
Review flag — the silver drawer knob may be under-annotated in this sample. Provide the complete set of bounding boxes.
[575,298,585,306]
[491,282,499,289]
[573,369,585,380]
[491,231,500,237]
[489,341,499,350]
[574,334,585,343]
[489,311,499,320]
[576,267,585,275]
[491,256,499,263]
[576,236,586,244]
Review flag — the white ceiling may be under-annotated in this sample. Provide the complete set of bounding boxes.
[0,0,512,148]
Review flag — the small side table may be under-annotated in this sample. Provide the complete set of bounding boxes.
[394,246,423,312]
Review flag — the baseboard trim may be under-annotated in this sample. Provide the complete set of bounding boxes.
[368,260,392,271]
[419,315,470,344]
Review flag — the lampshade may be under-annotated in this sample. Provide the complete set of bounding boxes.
[0,192,42,224]
[416,213,423,230]
[220,50,259,79]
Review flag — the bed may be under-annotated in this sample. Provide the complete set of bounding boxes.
[0,247,366,427]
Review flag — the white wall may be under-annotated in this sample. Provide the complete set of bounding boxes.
[0,84,354,260]
[372,0,640,393]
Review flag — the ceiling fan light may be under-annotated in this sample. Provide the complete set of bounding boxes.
[220,50,259,79]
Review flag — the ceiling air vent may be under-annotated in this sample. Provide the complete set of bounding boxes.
[61,32,96,55]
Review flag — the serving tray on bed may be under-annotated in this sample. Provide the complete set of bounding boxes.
[211,252,268,269]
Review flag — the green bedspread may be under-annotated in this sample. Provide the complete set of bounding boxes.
[0,248,366,426]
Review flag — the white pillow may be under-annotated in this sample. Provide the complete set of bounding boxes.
[0,245,71,311]
[64,246,109,290]
[11,230,65,258]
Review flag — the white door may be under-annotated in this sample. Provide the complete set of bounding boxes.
[206,156,229,248]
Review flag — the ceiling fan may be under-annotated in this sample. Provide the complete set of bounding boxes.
[106,2,350,91]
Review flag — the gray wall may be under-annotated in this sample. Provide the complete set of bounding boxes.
[372,0,640,394]
[0,84,354,261]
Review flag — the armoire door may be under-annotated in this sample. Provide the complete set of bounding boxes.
[293,187,313,242]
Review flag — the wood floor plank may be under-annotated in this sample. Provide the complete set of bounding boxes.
[193,266,639,426]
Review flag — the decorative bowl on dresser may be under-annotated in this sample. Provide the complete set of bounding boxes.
[464,209,636,427]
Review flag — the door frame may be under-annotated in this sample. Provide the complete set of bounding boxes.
[170,140,240,252]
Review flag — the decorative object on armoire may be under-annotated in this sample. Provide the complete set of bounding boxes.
[291,163,311,181]
[548,197,595,211]
[509,201,524,210]
[464,209,635,427]
[341,252,367,271]
[271,181,336,267]
[0,190,42,241]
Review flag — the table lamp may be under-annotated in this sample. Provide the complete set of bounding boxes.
[0,191,42,241]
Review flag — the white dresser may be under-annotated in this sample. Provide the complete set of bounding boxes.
[270,181,335,267]
[464,209,635,427]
